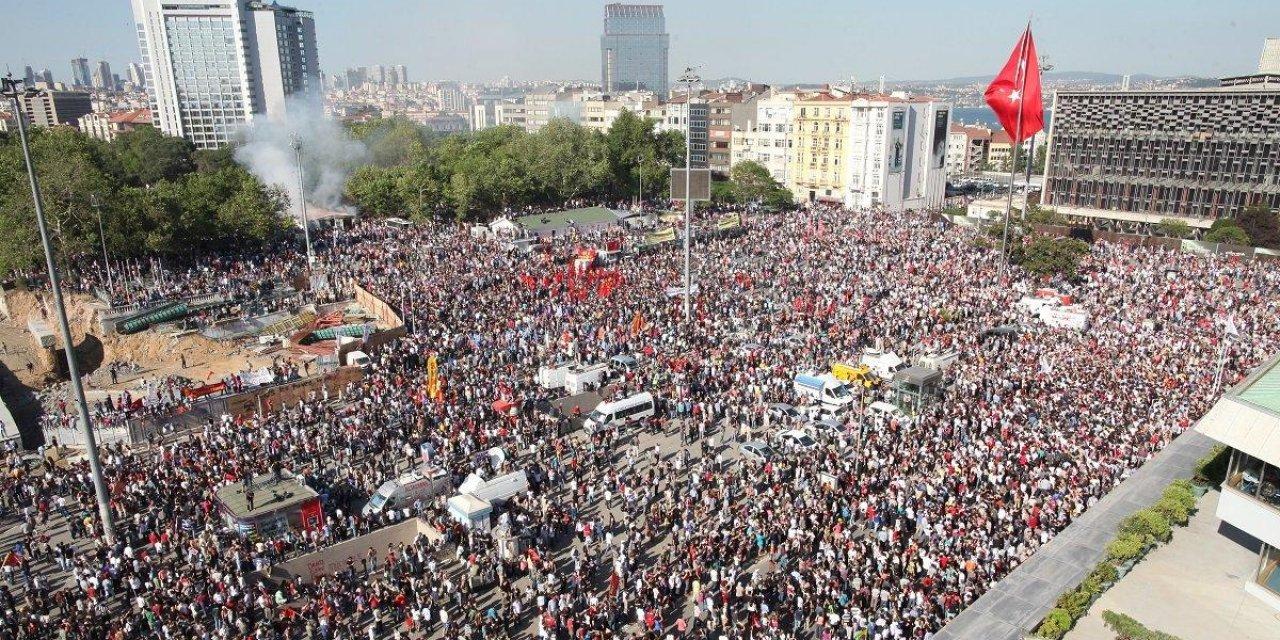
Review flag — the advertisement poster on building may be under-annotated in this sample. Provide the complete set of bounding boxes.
[932,109,949,169]
[889,109,906,173]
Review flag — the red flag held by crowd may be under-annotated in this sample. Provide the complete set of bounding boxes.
[984,26,1043,143]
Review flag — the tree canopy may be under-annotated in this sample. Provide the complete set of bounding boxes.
[0,125,288,275]
[342,112,685,220]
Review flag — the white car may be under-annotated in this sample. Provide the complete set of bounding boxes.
[867,401,910,423]
[739,441,776,463]
[775,429,819,451]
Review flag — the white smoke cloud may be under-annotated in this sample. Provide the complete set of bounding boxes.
[234,97,368,225]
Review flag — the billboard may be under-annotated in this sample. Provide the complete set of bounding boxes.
[670,168,713,201]
[889,109,906,174]
[932,109,949,169]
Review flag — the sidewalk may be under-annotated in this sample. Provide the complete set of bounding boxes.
[1068,489,1279,640]
[933,429,1218,640]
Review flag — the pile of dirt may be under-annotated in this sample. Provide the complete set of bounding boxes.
[3,290,243,389]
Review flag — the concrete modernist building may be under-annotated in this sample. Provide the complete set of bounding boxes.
[731,89,796,185]
[1196,354,1280,612]
[600,3,669,94]
[579,91,654,134]
[1043,43,1280,228]
[131,0,320,149]
[19,90,93,128]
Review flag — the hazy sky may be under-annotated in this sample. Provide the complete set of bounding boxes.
[2,0,1276,84]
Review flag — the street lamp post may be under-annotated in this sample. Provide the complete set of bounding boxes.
[90,194,113,295]
[679,67,700,324]
[2,76,116,541]
[291,138,313,268]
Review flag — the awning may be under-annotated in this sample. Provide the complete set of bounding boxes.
[1195,397,1280,467]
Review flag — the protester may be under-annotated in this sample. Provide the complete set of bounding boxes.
[1,203,1276,640]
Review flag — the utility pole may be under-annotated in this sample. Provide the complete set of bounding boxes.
[291,137,313,268]
[679,67,700,324]
[2,76,115,541]
[90,194,113,295]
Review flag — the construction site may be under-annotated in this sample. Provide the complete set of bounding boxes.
[0,279,403,450]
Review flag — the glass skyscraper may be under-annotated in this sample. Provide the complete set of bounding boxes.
[600,3,669,94]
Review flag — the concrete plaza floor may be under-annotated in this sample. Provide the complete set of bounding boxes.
[1068,489,1280,640]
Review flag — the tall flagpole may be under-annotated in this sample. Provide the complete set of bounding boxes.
[999,25,1031,274]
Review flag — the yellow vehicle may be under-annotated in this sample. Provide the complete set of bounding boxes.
[831,362,877,388]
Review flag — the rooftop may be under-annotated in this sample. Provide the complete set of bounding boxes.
[1196,353,1280,467]
[514,206,622,234]
[215,473,317,519]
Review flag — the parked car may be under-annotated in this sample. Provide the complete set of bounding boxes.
[867,400,910,424]
[767,402,803,424]
[775,429,819,451]
[739,440,776,463]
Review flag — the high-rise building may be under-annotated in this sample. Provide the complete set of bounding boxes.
[36,69,54,86]
[1260,37,1280,75]
[345,67,367,88]
[19,90,93,128]
[70,58,91,88]
[126,62,145,87]
[92,60,114,90]
[394,64,408,85]
[23,66,36,86]
[600,3,669,94]
[131,0,321,149]
[369,64,386,85]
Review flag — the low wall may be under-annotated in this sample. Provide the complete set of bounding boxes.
[227,366,366,417]
[351,281,404,331]
[264,518,442,584]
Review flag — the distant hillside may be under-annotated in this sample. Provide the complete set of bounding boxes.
[894,71,1174,86]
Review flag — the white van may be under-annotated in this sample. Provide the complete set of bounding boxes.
[536,363,575,389]
[565,363,610,395]
[584,392,655,431]
[362,466,451,516]
[459,470,529,506]
[793,373,853,410]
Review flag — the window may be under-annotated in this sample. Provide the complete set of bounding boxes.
[1259,544,1280,597]
[1227,450,1280,508]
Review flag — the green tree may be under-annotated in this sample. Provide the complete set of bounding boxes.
[347,117,434,167]
[344,165,407,217]
[1235,204,1280,248]
[112,125,195,186]
[1014,236,1091,278]
[1155,218,1191,239]
[521,119,609,202]
[728,160,789,205]
[1204,224,1251,246]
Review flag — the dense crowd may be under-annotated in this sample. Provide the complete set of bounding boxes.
[1,204,1277,640]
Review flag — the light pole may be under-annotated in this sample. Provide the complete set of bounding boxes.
[679,67,700,324]
[90,194,113,295]
[2,76,115,541]
[291,137,313,268]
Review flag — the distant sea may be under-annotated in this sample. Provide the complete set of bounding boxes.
[951,106,1053,130]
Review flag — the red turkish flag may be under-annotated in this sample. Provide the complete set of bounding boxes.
[984,27,1043,143]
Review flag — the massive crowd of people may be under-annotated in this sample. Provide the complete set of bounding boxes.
[2,203,1277,640]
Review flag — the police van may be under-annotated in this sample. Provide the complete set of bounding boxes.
[583,392,656,431]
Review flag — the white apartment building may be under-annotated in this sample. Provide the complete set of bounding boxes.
[844,95,950,211]
[131,0,320,149]
[1196,354,1280,612]
[580,91,654,134]
[730,90,796,184]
